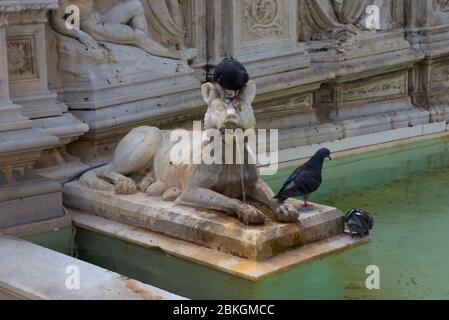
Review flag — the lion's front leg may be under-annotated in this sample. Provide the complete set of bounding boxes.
[248,178,299,223]
[175,164,265,225]
[100,170,138,195]
[176,188,265,225]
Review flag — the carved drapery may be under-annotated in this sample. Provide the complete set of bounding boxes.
[141,0,187,48]
[434,0,449,12]
[298,0,370,40]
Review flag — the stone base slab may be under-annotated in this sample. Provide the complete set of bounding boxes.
[71,211,369,281]
[64,182,345,260]
[0,234,184,300]
[0,177,63,229]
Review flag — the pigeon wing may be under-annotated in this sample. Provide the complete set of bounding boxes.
[277,164,306,196]
[293,170,322,195]
[277,169,322,198]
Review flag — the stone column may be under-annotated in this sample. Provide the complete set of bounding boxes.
[0,1,89,181]
[406,0,449,122]
[5,0,64,118]
[207,0,310,79]
[0,1,73,232]
[0,12,31,132]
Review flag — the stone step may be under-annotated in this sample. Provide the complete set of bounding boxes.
[0,234,184,300]
[71,211,370,281]
[64,181,346,260]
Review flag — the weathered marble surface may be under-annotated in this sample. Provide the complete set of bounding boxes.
[76,81,299,226]
[0,235,184,299]
[72,211,369,281]
[0,0,87,232]
[64,181,344,260]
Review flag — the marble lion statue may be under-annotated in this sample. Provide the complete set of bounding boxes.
[79,81,299,225]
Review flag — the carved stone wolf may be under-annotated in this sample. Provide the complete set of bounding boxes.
[79,80,299,225]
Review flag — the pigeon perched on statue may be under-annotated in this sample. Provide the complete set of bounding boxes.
[345,209,374,237]
[213,57,249,99]
[274,148,332,206]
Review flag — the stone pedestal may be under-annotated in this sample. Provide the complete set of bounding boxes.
[1,1,89,181]
[407,0,449,122]
[48,0,205,162]
[57,43,203,162]
[64,181,345,261]
[294,0,430,140]
[0,128,63,229]
[6,15,62,118]
[0,22,30,131]
[0,1,86,230]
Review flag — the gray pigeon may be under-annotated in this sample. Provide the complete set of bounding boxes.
[274,148,331,206]
[345,209,374,236]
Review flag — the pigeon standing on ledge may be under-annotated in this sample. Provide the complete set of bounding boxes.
[213,57,249,99]
[274,148,332,206]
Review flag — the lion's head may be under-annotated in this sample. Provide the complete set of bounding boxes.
[201,80,257,131]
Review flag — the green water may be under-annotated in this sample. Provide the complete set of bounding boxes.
[73,137,449,299]
[22,227,73,256]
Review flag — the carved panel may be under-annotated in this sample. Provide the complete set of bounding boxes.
[340,74,407,103]
[433,0,449,12]
[241,0,288,42]
[255,93,312,117]
[6,36,36,80]
[432,65,449,90]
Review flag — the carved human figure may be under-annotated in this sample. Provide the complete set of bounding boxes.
[298,0,386,41]
[51,0,196,60]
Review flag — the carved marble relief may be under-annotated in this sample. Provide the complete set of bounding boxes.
[52,0,196,62]
[340,74,407,103]
[298,0,369,41]
[255,93,312,118]
[433,0,449,12]
[431,65,449,90]
[298,0,398,41]
[6,37,36,80]
[241,0,288,41]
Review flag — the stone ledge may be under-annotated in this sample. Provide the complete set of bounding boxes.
[71,211,369,281]
[0,234,185,300]
[64,182,345,260]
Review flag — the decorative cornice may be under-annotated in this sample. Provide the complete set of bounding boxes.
[0,0,58,26]
[0,0,58,13]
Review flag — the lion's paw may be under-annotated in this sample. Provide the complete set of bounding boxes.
[146,181,167,197]
[115,176,138,195]
[237,204,265,226]
[137,176,155,193]
[162,187,182,201]
[273,202,299,223]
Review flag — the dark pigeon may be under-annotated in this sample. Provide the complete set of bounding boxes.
[345,209,374,237]
[213,57,249,99]
[274,148,331,206]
